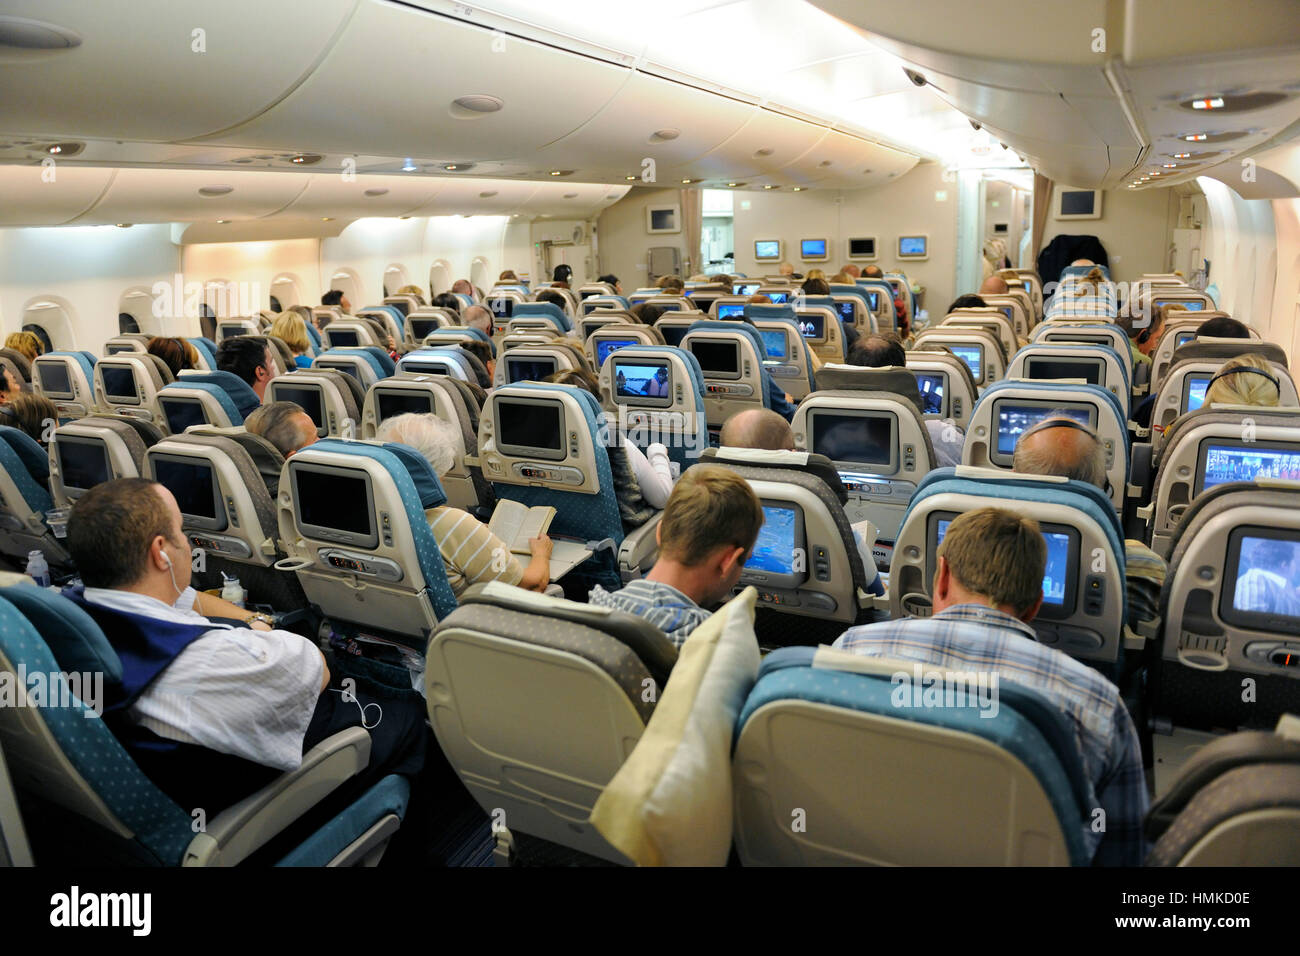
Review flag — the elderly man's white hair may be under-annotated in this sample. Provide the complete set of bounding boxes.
[375,412,460,477]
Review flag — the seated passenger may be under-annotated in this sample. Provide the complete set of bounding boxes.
[243,401,318,458]
[4,331,43,363]
[831,507,1148,866]
[216,335,277,402]
[978,274,1008,296]
[458,339,494,386]
[0,363,22,403]
[1,391,58,446]
[499,269,518,282]
[321,288,352,315]
[657,274,684,294]
[1011,416,1165,632]
[840,264,862,279]
[62,478,428,813]
[778,262,797,279]
[542,369,672,526]
[630,302,666,326]
[535,289,569,314]
[1198,316,1251,339]
[146,336,196,378]
[397,284,427,306]
[588,465,762,647]
[598,273,623,295]
[801,277,831,296]
[374,412,551,597]
[462,304,493,340]
[719,408,795,451]
[846,335,964,467]
[1205,353,1280,407]
[746,293,772,305]
[450,279,474,298]
[946,293,987,313]
[269,312,315,368]
[552,264,573,289]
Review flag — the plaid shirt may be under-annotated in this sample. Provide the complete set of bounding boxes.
[833,603,1149,865]
[588,579,711,648]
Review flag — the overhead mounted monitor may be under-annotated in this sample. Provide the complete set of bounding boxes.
[800,238,829,262]
[1056,187,1103,221]
[993,223,1009,235]
[754,239,782,262]
[847,237,877,260]
[646,204,681,234]
[897,235,929,260]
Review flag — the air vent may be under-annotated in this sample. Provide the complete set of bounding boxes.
[450,94,504,119]
[563,192,578,199]
[1178,92,1289,113]
[364,188,389,197]
[818,160,833,167]
[649,128,680,144]
[1166,150,1222,162]
[442,163,474,172]
[549,170,574,177]
[478,190,498,198]
[44,142,83,157]
[0,16,82,50]
[289,154,323,165]
[1181,131,1249,144]
[198,185,234,197]
[754,147,775,157]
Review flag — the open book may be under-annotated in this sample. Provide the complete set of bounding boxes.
[487,500,557,555]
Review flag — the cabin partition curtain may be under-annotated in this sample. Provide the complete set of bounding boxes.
[1031,172,1054,271]
[680,188,703,277]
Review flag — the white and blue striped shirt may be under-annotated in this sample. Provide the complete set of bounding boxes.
[587,579,711,648]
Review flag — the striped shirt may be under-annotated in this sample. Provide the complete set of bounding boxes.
[1125,539,1167,630]
[1234,567,1300,616]
[833,603,1148,865]
[425,506,524,598]
[587,579,711,648]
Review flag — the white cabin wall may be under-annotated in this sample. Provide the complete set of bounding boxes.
[1198,177,1279,337]
[182,238,321,330]
[0,224,180,350]
[733,163,960,314]
[1269,198,1300,362]
[1039,185,1175,283]
[595,187,690,290]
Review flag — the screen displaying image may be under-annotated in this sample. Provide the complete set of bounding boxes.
[274,385,324,428]
[1202,445,1300,490]
[996,404,1093,456]
[801,239,827,258]
[489,298,515,319]
[745,505,798,574]
[506,357,557,384]
[716,304,745,319]
[101,366,136,400]
[1231,534,1300,619]
[297,470,372,536]
[596,339,636,366]
[755,240,781,260]
[1025,358,1103,385]
[1186,375,1210,412]
[866,290,880,311]
[615,362,670,399]
[767,291,790,304]
[1156,300,1205,312]
[1051,334,1110,347]
[797,314,825,339]
[1175,331,1197,349]
[1000,306,1014,322]
[690,340,740,376]
[734,282,761,296]
[916,373,944,415]
[377,390,434,420]
[899,236,928,257]
[811,412,892,467]
[950,345,982,381]
[498,401,563,453]
[153,458,218,520]
[759,329,787,360]
[57,440,109,491]
[835,301,856,324]
[38,362,71,395]
[938,518,1070,607]
[162,399,206,434]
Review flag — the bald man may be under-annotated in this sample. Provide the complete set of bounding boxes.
[719,408,796,451]
[979,275,1008,295]
[1012,417,1165,633]
[462,304,493,338]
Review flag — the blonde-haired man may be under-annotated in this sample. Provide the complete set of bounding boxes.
[832,507,1147,866]
[588,465,762,646]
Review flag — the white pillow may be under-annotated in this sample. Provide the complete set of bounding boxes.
[589,587,759,865]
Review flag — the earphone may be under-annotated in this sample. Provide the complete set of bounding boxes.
[160,551,172,568]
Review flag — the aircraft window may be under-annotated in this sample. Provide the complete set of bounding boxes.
[270,295,282,312]
[118,313,140,334]
[23,323,55,353]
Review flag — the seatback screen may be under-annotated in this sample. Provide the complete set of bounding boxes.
[811,412,892,467]
[745,505,798,574]
[915,373,944,415]
[937,518,1072,608]
[497,400,563,456]
[766,291,789,304]
[797,314,825,340]
[759,329,787,360]
[329,330,360,348]
[1025,357,1103,385]
[950,345,982,381]
[689,340,740,377]
[595,339,636,366]
[615,361,670,400]
[716,304,745,319]
[834,301,855,324]
[410,319,437,340]
[489,298,515,319]
[1155,299,1204,312]
[377,390,434,421]
[1175,331,1197,348]
[1185,374,1210,412]
[734,282,761,296]
[57,439,109,492]
[274,385,324,428]
[154,458,218,521]
[660,325,688,348]
[1223,529,1300,632]
[297,470,373,537]
[101,366,137,401]
[162,398,207,434]
[1201,444,1300,491]
[505,356,557,384]
[38,362,71,395]
[995,403,1094,457]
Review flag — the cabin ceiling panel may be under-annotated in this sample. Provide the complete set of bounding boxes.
[0,165,115,225]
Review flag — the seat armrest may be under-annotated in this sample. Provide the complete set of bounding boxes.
[181,726,372,866]
[619,512,663,582]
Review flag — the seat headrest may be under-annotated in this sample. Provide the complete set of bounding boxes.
[687,320,766,360]
[179,370,262,420]
[0,583,124,689]
[0,425,49,482]
[744,304,797,322]
[1171,338,1288,368]
[514,302,571,332]
[701,446,847,504]
[382,441,448,510]
[0,348,32,381]
[814,365,923,412]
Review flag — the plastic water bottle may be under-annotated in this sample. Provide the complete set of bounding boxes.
[25,550,51,588]
[220,572,246,608]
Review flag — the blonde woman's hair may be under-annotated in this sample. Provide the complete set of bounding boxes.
[4,331,42,362]
[1205,353,1281,408]
[269,312,312,354]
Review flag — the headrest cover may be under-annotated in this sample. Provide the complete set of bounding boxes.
[700,446,847,505]
[0,426,49,482]
[382,442,448,510]
[180,370,262,420]
[813,365,923,413]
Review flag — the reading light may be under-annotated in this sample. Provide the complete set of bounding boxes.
[216,219,230,224]
[1184,133,1208,141]
[1174,152,1192,159]
[321,217,334,222]
[1190,97,1225,110]
[401,159,417,172]
[792,187,804,192]
[625,175,637,181]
